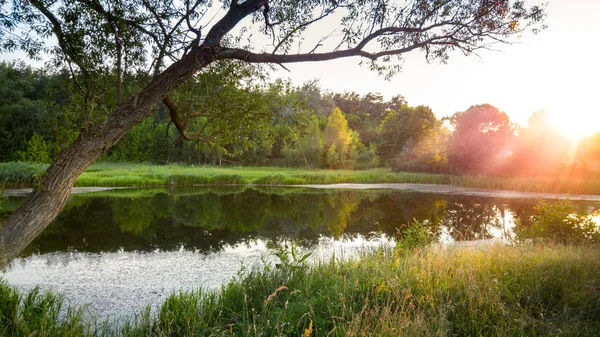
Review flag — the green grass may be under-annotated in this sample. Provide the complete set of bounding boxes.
[3,161,600,194]
[2,244,599,336]
[0,162,48,188]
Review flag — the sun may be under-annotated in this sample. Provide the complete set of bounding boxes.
[544,104,600,142]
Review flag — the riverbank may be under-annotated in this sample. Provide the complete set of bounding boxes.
[1,244,599,336]
[2,161,600,195]
[5,183,600,202]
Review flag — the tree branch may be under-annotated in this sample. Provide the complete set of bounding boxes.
[163,96,221,143]
[218,33,457,64]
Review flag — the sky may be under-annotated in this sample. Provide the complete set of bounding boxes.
[3,0,599,137]
[269,0,600,137]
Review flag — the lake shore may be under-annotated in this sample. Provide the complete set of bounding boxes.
[296,183,600,201]
[5,183,600,201]
[3,162,600,195]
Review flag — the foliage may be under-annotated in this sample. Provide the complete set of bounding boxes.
[578,132,600,163]
[270,241,312,273]
[379,104,437,165]
[109,118,172,163]
[16,133,52,163]
[323,108,353,168]
[509,110,575,177]
[352,142,380,170]
[0,63,77,161]
[447,104,513,174]
[4,60,596,182]
[392,122,450,173]
[332,92,399,146]
[395,218,435,253]
[297,116,324,169]
[516,200,600,245]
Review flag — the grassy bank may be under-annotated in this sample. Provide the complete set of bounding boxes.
[1,244,599,336]
[2,161,600,194]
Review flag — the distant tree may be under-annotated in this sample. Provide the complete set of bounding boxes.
[447,104,512,174]
[331,91,398,146]
[379,104,437,165]
[392,121,450,173]
[0,63,46,160]
[578,132,600,162]
[324,108,352,168]
[298,116,324,169]
[510,110,573,176]
[296,80,336,117]
[0,62,77,161]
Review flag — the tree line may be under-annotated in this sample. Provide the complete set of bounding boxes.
[2,61,596,177]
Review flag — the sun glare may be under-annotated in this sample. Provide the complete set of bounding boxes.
[545,105,599,142]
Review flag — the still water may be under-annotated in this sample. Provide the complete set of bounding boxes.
[1,186,598,321]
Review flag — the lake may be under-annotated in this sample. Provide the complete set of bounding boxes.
[1,186,598,321]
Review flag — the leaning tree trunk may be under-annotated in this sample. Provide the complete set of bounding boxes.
[0,46,217,269]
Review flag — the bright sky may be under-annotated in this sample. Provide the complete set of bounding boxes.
[270,0,600,137]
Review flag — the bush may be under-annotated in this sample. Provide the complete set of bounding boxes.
[16,134,51,163]
[395,218,434,253]
[516,200,600,245]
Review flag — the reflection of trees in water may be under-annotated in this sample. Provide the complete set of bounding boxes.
[113,197,159,235]
[440,200,501,240]
[18,188,600,257]
[21,189,371,255]
[324,192,361,239]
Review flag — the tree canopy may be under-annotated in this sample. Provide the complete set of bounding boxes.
[447,104,512,174]
[379,104,437,164]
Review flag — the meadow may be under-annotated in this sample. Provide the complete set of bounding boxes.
[1,244,599,336]
[2,161,600,195]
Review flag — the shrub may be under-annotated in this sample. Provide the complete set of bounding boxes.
[16,134,51,163]
[516,200,600,245]
[395,218,435,253]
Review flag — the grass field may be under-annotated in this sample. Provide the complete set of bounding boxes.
[2,161,600,195]
[1,244,599,336]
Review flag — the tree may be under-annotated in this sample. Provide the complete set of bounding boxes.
[0,63,47,160]
[0,0,545,267]
[298,116,324,169]
[391,120,450,173]
[447,104,513,174]
[324,107,352,168]
[331,91,400,146]
[378,104,437,164]
[510,110,573,176]
[578,132,600,163]
[0,62,79,161]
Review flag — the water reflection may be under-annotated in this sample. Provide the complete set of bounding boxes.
[4,186,597,257]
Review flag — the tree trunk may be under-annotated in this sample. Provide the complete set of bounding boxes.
[0,46,217,269]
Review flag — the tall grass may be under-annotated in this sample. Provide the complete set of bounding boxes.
[0,162,48,188]
[1,244,599,336]
[0,281,91,337]
[3,161,600,194]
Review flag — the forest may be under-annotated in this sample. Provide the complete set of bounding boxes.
[2,61,599,178]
